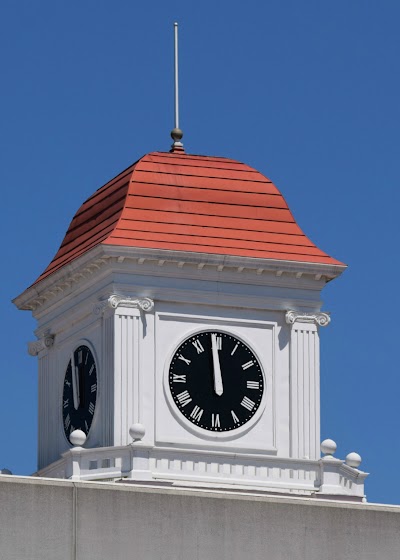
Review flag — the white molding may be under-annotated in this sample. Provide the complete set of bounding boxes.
[93,295,154,316]
[285,310,331,327]
[13,244,345,313]
[36,444,367,499]
[289,324,320,460]
[28,334,55,356]
[162,326,269,442]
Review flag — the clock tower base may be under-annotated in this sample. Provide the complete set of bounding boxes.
[35,439,368,501]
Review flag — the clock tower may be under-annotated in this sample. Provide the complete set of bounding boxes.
[14,147,367,499]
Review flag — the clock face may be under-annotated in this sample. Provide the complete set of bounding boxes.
[62,345,98,443]
[168,331,264,432]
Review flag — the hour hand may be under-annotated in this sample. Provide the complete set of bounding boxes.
[211,333,223,396]
[71,352,80,410]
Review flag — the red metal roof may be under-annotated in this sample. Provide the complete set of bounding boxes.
[35,151,344,284]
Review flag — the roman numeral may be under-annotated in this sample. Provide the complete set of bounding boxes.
[85,420,89,432]
[78,350,82,364]
[215,336,222,350]
[88,402,95,415]
[242,360,254,370]
[231,410,239,424]
[247,381,260,390]
[231,343,239,355]
[176,390,192,407]
[192,339,204,354]
[89,364,95,376]
[64,414,71,430]
[178,354,191,365]
[241,396,255,411]
[70,425,75,433]
[63,399,69,408]
[211,413,220,428]
[65,379,71,387]
[172,374,186,383]
[85,351,89,365]
[91,383,97,393]
[190,405,204,422]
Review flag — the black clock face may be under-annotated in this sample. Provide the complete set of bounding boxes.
[62,345,98,443]
[168,331,264,432]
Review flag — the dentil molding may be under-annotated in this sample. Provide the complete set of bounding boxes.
[285,310,331,327]
[93,295,154,315]
[28,334,55,356]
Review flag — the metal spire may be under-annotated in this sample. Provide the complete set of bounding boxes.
[170,22,184,153]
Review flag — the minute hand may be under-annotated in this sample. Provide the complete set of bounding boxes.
[211,334,223,396]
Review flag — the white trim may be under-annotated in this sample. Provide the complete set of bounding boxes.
[13,245,345,312]
[161,322,270,443]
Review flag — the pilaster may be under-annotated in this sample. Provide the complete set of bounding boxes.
[286,311,330,461]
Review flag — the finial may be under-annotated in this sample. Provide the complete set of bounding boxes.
[345,452,362,468]
[321,438,337,459]
[170,22,184,153]
[69,429,87,447]
[129,423,146,442]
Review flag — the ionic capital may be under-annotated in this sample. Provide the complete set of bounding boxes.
[28,334,55,356]
[93,295,154,315]
[285,310,331,327]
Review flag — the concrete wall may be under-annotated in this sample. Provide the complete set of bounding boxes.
[0,475,399,560]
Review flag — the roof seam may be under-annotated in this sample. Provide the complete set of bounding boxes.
[142,160,261,174]
[85,166,136,200]
[71,195,128,223]
[150,152,244,162]
[117,218,309,238]
[134,169,272,184]
[130,180,279,196]
[123,206,295,224]
[126,194,288,211]
[111,228,319,250]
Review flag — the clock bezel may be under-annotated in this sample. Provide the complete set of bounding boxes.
[60,339,99,446]
[163,327,267,441]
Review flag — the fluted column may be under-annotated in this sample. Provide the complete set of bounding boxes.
[286,311,330,461]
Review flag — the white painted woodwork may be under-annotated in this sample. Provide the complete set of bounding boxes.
[16,244,365,498]
[36,443,368,499]
[289,321,320,460]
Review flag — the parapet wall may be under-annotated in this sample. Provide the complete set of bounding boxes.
[0,475,399,560]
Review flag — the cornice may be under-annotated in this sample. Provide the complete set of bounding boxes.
[13,246,110,311]
[13,245,345,313]
[102,245,346,279]
[285,310,331,327]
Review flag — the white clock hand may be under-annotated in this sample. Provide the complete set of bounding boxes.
[71,352,80,410]
[211,333,223,396]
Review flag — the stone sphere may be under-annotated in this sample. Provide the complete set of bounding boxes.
[345,452,362,468]
[321,439,337,456]
[69,429,87,447]
[129,423,146,441]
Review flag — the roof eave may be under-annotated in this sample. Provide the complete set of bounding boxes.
[101,244,347,279]
[13,244,346,312]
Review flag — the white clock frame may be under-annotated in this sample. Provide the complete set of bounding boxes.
[155,310,277,453]
[162,326,268,441]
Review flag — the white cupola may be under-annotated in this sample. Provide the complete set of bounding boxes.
[14,149,367,499]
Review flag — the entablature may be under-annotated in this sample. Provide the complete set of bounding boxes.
[14,245,345,315]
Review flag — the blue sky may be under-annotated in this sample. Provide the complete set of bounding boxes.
[1,1,399,504]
